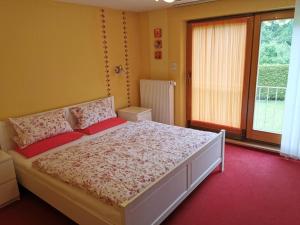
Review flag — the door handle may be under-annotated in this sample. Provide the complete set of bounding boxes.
[187,72,192,84]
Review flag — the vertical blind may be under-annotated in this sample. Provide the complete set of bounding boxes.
[191,19,247,128]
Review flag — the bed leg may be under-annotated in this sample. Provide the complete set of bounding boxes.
[220,129,226,172]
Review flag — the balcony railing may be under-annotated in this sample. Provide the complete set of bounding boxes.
[254,85,286,134]
[256,85,287,101]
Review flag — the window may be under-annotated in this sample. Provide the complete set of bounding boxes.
[187,16,253,136]
[247,10,294,144]
[186,10,294,144]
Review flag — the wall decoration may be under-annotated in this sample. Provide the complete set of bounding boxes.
[100,9,111,96]
[154,28,162,38]
[154,28,162,60]
[122,11,131,107]
[154,40,162,49]
[155,51,162,59]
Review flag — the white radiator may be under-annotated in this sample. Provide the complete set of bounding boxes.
[140,79,176,125]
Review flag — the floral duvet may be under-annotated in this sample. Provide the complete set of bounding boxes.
[32,121,216,207]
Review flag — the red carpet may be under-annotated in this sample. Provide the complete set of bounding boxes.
[1,144,300,225]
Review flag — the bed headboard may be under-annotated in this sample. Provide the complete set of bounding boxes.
[0,96,115,151]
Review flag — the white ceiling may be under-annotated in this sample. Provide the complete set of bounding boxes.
[57,0,216,12]
[56,0,174,12]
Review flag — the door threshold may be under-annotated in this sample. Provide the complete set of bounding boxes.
[226,138,280,154]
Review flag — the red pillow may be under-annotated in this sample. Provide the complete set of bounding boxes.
[78,117,127,135]
[15,132,84,158]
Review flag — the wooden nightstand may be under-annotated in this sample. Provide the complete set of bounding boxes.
[0,151,19,208]
[118,107,152,122]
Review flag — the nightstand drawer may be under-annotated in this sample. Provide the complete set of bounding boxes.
[0,179,19,206]
[118,107,152,122]
[0,160,16,184]
[137,111,152,121]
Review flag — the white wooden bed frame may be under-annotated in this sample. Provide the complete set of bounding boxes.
[0,97,225,225]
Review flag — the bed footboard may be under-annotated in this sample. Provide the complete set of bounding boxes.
[123,130,225,225]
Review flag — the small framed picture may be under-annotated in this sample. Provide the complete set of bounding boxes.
[154,28,162,38]
[154,40,162,49]
[155,51,162,59]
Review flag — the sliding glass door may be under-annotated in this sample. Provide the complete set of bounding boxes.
[247,11,294,144]
[187,10,294,144]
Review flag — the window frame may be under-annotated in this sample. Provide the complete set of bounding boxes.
[186,9,295,144]
[186,15,254,137]
[246,10,295,144]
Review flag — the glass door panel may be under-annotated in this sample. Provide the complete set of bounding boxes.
[253,18,293,134]
[247,11,294,144]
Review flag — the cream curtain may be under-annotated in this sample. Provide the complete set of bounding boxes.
[281,0,300,159]
[192,20,247,128]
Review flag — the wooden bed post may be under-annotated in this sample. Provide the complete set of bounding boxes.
[220,129,226,172]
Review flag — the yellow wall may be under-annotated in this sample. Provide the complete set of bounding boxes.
[138,13,151,79]
[0,0,141,119]
[148,9,169,80]
[142,0,295,126]
[0,0,295,124]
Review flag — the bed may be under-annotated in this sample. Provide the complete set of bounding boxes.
[0,97,225,225]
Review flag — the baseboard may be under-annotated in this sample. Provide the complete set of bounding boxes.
[226,138,280,154]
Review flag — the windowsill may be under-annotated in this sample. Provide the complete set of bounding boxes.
[226,138,280,154]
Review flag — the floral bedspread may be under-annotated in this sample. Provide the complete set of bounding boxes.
[32,121,217,207]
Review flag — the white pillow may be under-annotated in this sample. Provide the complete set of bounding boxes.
[70,97,116,129]
[9,109,73,148]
